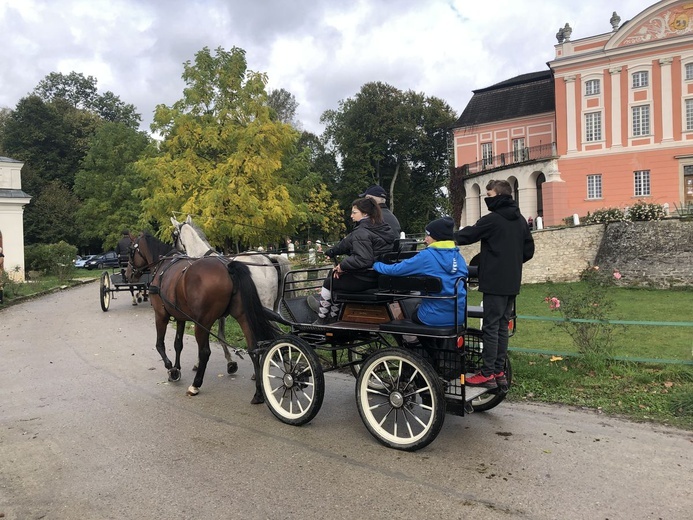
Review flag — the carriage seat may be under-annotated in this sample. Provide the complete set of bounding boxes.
[333,288,394,303]
[379,319,459,338]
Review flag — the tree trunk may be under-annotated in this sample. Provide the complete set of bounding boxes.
[388,162,400,214]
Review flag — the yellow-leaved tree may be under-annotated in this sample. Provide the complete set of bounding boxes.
[137,46,316,249]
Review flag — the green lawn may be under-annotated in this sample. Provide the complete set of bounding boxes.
[467,283,693,362]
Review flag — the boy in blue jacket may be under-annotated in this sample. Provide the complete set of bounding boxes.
[372,216,467,327]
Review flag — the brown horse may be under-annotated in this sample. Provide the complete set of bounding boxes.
[125,232,279,402]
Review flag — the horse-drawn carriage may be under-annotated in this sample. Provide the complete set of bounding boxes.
[128,220,514,451]
[98,265,152,312]
[257,244,513,451]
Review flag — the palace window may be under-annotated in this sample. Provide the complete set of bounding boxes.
[632,105,650,136]
[585,112,602,142]
[686,99,693,131]
[585,79,600,96]
[481,143,493,168]
[634,170,651,197]
[512,138,525,162]
[686,63,693,80]
[587,174,602,199]
[632,71,649,88]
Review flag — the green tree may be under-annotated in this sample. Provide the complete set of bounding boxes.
[138,46,310,250]
[321,82,457,234]
[74,122,150,250]
[267,88,299,127]
[24,180,81,245]
[35,72,140,128]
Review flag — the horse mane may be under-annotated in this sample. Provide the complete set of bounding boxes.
[142,232,177,260]
[187,220,210,244]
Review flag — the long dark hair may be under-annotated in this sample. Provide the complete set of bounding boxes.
[352,197,383,224]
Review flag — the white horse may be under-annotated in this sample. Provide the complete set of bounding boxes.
[170,215,291,372]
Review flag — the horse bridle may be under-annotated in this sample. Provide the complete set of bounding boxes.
[128,235,160,279]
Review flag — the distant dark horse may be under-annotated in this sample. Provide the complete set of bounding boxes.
[126,232,279,402]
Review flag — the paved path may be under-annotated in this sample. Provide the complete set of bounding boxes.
[0,283,691,519]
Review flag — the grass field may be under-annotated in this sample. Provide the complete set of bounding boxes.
[467,282,693,361]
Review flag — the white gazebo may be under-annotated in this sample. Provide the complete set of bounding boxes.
[0,156,32,282]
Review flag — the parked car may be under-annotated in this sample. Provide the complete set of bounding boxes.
[85,251,120,270]
[74,255,97,268]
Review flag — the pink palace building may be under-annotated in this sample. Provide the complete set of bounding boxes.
[451,0,693,227]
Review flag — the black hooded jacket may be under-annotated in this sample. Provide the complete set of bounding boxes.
[454,194,534,295]
[329,219,395,281]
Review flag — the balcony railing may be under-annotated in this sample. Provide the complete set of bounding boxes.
[459,142,557,176]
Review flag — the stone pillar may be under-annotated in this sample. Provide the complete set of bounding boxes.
[609,67,622,148]
[659,57,674,142]
[564,76,578,152]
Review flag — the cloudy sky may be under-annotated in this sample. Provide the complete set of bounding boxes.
[1,0,655,135]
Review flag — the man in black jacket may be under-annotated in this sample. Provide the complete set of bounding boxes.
[359,185,401,237]
[455,180,534,389]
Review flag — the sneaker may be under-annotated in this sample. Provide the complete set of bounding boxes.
[494,371,508,388]
[466,372,497,389]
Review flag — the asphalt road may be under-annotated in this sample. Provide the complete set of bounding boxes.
[0,282,691,520]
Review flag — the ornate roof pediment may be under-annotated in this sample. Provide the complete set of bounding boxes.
[608,0,693,49]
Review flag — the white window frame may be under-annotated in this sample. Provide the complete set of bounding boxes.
[585,112,602,142]
[634,170,651,197]
[686,98,693,131]
[585,79,600,96]
[587,174,602,199]
[632,71,649,88]
[512,138,525,162]
[481,142,493,168]
[632,105,650,136]
[686,63,693,81]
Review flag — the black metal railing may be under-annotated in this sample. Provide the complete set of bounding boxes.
[459,142,557,176]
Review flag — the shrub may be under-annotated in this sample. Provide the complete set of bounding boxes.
[24,241,77,281]
[545,264,623,368]
[583,207,626,224]
[627,200,666,221]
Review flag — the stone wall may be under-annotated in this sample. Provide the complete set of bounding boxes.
[456,219,693,286]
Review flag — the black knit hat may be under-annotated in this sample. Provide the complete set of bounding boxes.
[425,217,454,241]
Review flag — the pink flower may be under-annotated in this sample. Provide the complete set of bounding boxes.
[613,270,622,280]
[546,296,561,310]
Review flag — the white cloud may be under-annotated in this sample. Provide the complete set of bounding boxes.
[0,0,656,135]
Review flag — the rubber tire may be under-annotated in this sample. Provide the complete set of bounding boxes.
[469,357,512,412]
[100,271,111,312]
[261,335,325,426]
[356,348,446,451]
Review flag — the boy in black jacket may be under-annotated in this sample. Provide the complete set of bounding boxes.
[455,180,534,389]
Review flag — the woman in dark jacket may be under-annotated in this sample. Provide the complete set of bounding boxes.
[313,197,395,325]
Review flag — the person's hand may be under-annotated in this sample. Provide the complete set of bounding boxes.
[333,264,343,279]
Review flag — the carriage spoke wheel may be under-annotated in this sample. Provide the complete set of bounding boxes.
[356,348,445,451]
[469,357,512,412]
[261,336,325,426]
[99,271,112,312]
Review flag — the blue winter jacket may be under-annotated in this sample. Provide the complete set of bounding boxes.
[372,241,468,327]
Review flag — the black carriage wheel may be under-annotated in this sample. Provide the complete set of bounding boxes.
[356,348,446,451]
[260,335,325,426]
[99,271,111,312]
[469,357,512,412]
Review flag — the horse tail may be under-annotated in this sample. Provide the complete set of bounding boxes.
[227,261,280,342]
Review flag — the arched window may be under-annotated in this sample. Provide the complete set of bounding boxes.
[536,173,546,218]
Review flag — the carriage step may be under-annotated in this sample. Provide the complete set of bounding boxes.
[465,386,492,402]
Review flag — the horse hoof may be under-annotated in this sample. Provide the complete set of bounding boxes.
[168,368,181,382]
[192,365,199,372]
[250,395,264,405]
[227,362,238,375]
[187,386,200,396]
[132,301,138,306]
